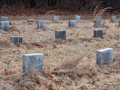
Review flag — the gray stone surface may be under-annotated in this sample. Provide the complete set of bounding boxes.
[27,19,34,23]
[22,53,44,72]
[0,21,10,31]
[111,16,116,22]
[37,20,46,29]
[95,17,102,25]
[55,30,66,40]
[94,28,103,38]
[96,48,113,65]
[0,16,8,21]
[119,20,120,25]
[74,15,80,21]
[68,20,76,27]
[10,36,23,45]
[53,16,59,21]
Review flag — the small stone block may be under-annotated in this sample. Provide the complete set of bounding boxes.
[10,36,23,45]
[95,17,102,25]
[22,53,44,72]
[111,16,116,22]
[0,21,10,31]
[0,16,8,21]
[53,16,59,21]
[55,30,66,40]
[94,28,103,38]
[68,20,76,27]
[96,48,113,65]
[119,20,120,25]
[37,20,46,29]
[27,19,34,23]
[74,15,80,21]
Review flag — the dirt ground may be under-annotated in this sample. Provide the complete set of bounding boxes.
[0,15,120,90]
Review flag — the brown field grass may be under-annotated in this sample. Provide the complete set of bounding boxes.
[0,15,120,90]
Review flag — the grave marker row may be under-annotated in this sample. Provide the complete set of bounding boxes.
[94,16,118,25]
[21,47,113,72]
[0,15,115,72]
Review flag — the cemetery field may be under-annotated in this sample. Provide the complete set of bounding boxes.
[0,15,120,90]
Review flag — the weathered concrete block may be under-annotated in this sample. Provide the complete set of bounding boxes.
[22,53,44,72]
[111,16,116,22]
[119,20,120,25]
[74,15,80,21]
[68,20,76,27]
[0,21,10,31]
[95,17,102,25]
[55,30,66,40]
[27,19,34,23]
[96,48,113,65]
[94,28,103,38]
[37,20,46,29]
[0,16,8,21]
[53,16,59,21]
[10,36,23,45]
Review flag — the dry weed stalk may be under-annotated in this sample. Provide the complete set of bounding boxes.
[93,1,104,16]
[95,7,112,19]
[42,9,60,19]
[52,54,86,73]
[93,1,112,19]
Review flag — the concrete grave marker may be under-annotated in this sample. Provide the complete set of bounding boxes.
[53,16,59,21]
[95,17,102,25]
[68,20,76,27]
[10,36,23,45]
[0,16,8,21]
[0,21,10,31]
[55,30,66,40]
[96,48,113,65]
[94,28,103,38]
[74,15,80,21]
[37,20,46,29]
[119,20,120,26]
[22,53,44,72]
[27,19,34,23]
[111,16,116,22]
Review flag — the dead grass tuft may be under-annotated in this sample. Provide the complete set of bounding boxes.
[9,26,20,33]
[52,54,86,74]
[42,9,60,19]
[0,82,13,90]
[0,30,8,34]
[0,40,11,48]
[93,1,112,19]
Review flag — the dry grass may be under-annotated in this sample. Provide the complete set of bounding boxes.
[93,1,112,19]
[0,15,120,90]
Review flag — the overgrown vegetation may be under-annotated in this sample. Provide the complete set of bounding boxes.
[0,15,120,89]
